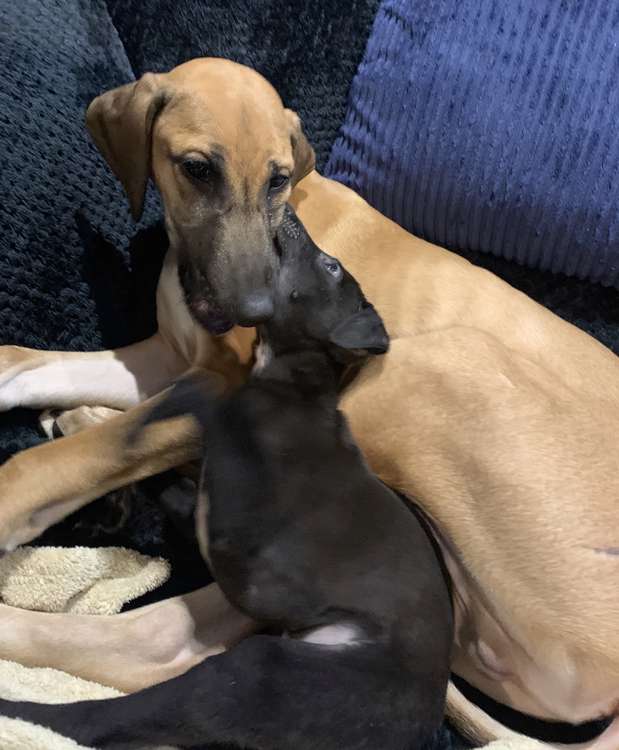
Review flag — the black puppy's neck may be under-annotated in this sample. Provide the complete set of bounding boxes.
[254,337,344,402]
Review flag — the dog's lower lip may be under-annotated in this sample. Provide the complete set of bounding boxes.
[190,299,234,336]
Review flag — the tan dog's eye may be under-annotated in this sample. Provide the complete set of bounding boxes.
[269,174,289,192]
[182,159,213,183]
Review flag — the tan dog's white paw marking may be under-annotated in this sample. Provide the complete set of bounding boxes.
[39,405,121,439]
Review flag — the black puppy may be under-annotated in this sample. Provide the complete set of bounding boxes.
[0,209,453,749]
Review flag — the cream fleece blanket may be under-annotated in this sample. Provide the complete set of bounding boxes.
[0,545,170,615]
[0,546,171,749]
[0,546,546,750]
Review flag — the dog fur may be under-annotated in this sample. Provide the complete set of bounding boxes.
[0,58,618,747]
[0,207,454,749]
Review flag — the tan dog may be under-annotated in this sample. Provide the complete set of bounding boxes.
[0,58,618,748]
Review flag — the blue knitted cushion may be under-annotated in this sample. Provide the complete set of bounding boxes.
[327,0,619,288]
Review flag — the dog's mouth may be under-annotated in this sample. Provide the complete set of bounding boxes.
[178,263,235,336]
[188,297,235,336]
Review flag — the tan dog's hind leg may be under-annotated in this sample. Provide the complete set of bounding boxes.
[0,584,258,692]
[0,389,202,550]
[0,333,186,412]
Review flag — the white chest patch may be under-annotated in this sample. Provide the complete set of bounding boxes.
[252,340,273,374]
[299,623,364,648]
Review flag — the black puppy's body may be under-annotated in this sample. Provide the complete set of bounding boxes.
[0,209,453,749]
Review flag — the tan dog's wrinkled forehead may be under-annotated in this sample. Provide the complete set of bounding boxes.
[156,59,298,196]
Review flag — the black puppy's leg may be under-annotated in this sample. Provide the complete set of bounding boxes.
[0,635,443,749]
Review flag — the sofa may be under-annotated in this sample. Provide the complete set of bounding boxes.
[0,1,617,748]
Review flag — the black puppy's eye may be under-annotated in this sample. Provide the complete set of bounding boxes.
[324,259,341,277]
[269,174,289,191]
[182,159,213,182]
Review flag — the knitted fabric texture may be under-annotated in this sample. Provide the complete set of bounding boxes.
[0,545,169,615]
[105,0,381,171]
[327,0,619,288]
[0,0,165,463]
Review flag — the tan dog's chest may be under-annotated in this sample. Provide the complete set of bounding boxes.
[156,248,255,381]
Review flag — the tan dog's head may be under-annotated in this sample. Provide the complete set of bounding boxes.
[86,58,315,333]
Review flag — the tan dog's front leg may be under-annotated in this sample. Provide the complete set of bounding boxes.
[0,333,187,412]
[39,405,123,440]
[0,391,202,550]
[0,584,258,692]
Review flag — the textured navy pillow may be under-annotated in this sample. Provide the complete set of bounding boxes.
[327,0,619,288]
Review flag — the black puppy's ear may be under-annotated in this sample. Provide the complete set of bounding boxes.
[328,305,390,355]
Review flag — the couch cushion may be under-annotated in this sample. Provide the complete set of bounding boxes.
[105,0,381,171]
[0,0,165,460]
[327,0,619,287]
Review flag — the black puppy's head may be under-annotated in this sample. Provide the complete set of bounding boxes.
[257,206,389,369]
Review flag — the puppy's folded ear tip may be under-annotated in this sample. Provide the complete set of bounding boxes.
[368,335,390,355]
[328,306,390,357]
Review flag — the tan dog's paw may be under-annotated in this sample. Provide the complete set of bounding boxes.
[0,458,41,551]
[0,449,89,551]
[39,406,122,439]
[0,492,85,553]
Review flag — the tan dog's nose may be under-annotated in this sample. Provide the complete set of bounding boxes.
[237,290,274,326]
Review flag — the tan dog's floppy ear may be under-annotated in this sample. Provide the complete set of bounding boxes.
[86,73,169,221]
[286,109,315,185]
